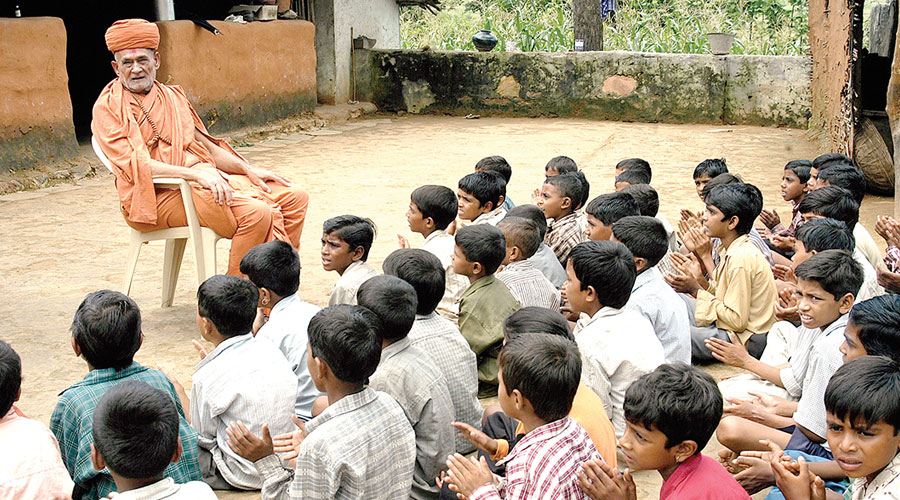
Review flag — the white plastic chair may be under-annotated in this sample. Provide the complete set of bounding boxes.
[91,136,223,306]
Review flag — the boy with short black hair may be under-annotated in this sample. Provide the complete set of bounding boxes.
[840,295,900,364]
[189,275,298,490]
[759,160,811,252]
[615,158,652,183]
[612,216,691,364]
[566,240,664,436]
[459,171,508,226]
[357,275,456,499]
[798,185,883,271]
[579,363,750,500]
[546,156,578,176]
[382,248,483,454]
[540,172,588,266]
[506,204,567,287]
[614,169,649,191]
[453,224,521,390]
[1,340,73,500]
[240,241,322,421]
[406,184,471,322]
[621,184,680,253]
[693,158,729,198]
[584,192,641,242]
[815,163,866,205]
[444,333,600,500]
[475,156,515,210]
[50,290,201,500]
[496,217,561,310]
[226,305,417,499]
[90,381,217,499]
[321,215,379,306]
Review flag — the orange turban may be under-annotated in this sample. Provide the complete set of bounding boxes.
[105,19,160,53]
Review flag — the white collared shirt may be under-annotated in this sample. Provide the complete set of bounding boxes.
[421,230,470,323]
[107,478,217,500]
[471,207,507,226]
[328,260,379,306]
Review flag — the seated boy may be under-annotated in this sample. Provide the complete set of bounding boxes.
[614,158,652,184]
[240,241,322,421]
[404,184,470,322]
[539,172,588,266]
[458,171,507,226]
[770,356,900,500]
[50,291,201,500]
[90,381,217,499]
[698,173,776,266]
[566,240,664,436]
[475,156,515,210]
[665,183,777,363]
[0,340,73,500]
[612,216,691,364]
[189,275,298,490]
[496,217,562,309]
[321,215,379,306]
[453,224,521,390]
[840,295,900,363]
[357,276,457,499]
[226,306,417,499]
[578,363,751,500]
[506,204,567,288]
[614,169,648,191]
[692,158,729,199]
[758,160,811,253]
[546,155,578,177]
[443,333,601,500]
[382,248,483,453]
[620,183,680,253]
[583,192,640,242]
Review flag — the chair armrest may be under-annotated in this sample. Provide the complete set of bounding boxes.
[153,177,190,189]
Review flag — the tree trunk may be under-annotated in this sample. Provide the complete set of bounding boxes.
[573,0,604,51]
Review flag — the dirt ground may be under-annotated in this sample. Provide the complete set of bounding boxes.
[0,115,892,499]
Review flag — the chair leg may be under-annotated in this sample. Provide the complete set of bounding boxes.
[161,238,187,307]
[123,240,144,296]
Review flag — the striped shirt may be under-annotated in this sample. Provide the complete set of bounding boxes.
[545,212,583,266]
[409,312,484,453]
[254,388,416,500]
[471,417,600,500]
[497,260,562,310]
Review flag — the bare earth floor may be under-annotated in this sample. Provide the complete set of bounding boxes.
[0,115,892,499]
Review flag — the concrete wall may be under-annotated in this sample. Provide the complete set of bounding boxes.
[157,20,317,133]
[359,49,812,128]
[315,0,400,104]
[0,17,78,170]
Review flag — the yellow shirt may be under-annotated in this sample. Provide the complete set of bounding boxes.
[695,234,777,343]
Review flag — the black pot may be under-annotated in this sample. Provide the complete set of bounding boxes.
[472,29,499,52]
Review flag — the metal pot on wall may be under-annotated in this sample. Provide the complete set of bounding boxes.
[473,30,499,52]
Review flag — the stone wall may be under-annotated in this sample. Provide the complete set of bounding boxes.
[0,17,78,171]
[358,49,812,128]
[157,20,317,133]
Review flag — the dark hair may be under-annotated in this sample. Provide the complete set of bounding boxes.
[794,218,855,253]
[568,241,636,309]
[197,275,259,338]
[455,224,506,275]
[323,215,377,261]
[382,249,445,315]
[307,305,382,385]
[848,296,900,363]
[624,363,723,450]
[545,171,589,210]
[797,186,860,232]
[498,333,581,422]
[92,381,179,479]
[700,172,743,200]
[545,156,578,174]
[71,290,142,370]
[497,217,541,259]
[475,155,512,183]
[503,307,575,343]
[812,153,854,171]
[0,341,21,416]
[785,159,812,184]
[616,158,652,183]
[620,184,660,217]
[506,205,549,240]
[459,171,507,209]
[357,276,417,342]
[611,216,669,269]
[704,183,763,236]
[411,185,458,230]
[615,170,649,187]
[794,250,863,301]
[239,240,299,297]
[825,356,900,434]
[693,158,728,179]
[585,192,640,226]
[817,164,867,204]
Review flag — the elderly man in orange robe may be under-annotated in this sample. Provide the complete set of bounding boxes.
[92,19,309,276]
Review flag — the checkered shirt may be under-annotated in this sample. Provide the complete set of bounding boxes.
[497,260,562,310]
[545,212,583,266]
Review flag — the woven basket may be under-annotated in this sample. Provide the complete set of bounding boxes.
[855,117,895,195]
